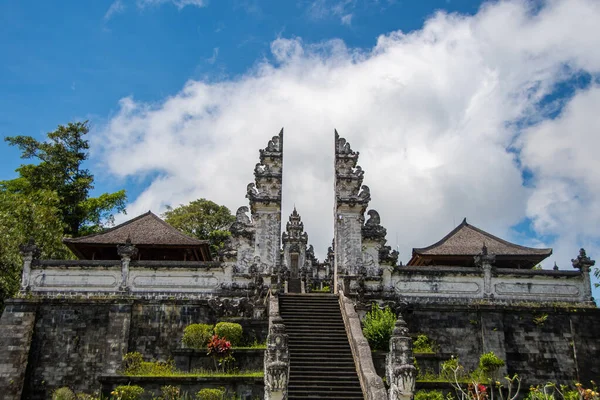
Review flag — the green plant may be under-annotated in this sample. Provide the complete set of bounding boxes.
[121,353,176,376]
[478,351,505,376]
[214,322,243,346]
[111,385,144,400]
[183,324,214,349]
[413,334,436,353]
[362,303,396,351]
[122,352,143,373]
[159,385,182,400]
[75,394,102,400]
[53,387,76,400]
[414,390,446,400]
[533,313,548,326]
[195,388,225,400]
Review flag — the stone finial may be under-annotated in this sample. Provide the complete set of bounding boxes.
[19,238,40,260]
[474,244,496,267]
[117,238,138,259]
[386,314,417,400]
[553,262,559,271]
[334,130,370,209]
[282,207,308,244]
[572,248,595,271]
[247,130,284,211]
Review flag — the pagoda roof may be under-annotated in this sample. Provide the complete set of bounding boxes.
[64,211,211,261]
[408,218,552,268]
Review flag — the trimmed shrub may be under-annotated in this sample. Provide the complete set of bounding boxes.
[111,385,144,400]
[214,322,243,346]
[183,324,214,349]
[196,388,225,400]
[414,390,446,400]
[52,387,76,400]
[362,303,396,351]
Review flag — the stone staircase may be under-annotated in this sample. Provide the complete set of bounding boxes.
[279,294,364,399]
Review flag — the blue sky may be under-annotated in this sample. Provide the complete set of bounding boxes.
[2,0,600,295]
[1,0,480,185]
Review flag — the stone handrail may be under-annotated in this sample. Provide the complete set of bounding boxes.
[264,293,289,400]
[339,289,387,400]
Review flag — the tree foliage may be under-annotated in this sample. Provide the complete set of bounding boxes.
[163,199,235,256]
[0,190,72,309]
[0,121,127,309]
[4,121,126,236]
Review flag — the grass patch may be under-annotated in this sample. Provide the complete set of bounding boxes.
[232,339,266,350]
[124,369,263,378]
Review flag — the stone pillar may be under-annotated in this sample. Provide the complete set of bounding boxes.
[117,240,138,291]
[334,131,370,281]
[386,315,416,400]
[264,296,289,400]
[474,245,496,299]
[571,248,595,302]
[19,238,40,291]
[0,300,37,400]
[247,130,283,276]
[103,303,132,373]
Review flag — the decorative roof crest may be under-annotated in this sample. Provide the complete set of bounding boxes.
[572,248,595,271]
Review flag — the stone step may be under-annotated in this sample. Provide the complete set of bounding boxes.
[279,294,362,399]
[287,389,364,399]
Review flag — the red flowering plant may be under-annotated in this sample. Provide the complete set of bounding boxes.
[467,383,488,400]
[207,335,234,371]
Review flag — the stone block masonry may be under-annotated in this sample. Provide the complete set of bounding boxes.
[0,298,267,400]
[402,305,600,384]
[0,301,37,400]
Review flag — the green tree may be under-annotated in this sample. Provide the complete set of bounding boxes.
[3,121,127,236]
[0,121,127,309]
[162,199,235,256]
[0,189,72,309]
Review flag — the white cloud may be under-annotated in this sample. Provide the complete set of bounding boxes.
[136,0,207,10]
[104,0,126,20]
[95,0,600,287]
[341,13,353,26]
[104,0,206,20]
[207,47,219,64]
[307,0,356,24]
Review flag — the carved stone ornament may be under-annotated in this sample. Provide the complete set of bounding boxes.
[264,315,289,400]
[117,238,138,259]
[386,315,417,400]
[19,238,40,260]
[362,209,387,242]
[474,244,496,267]
[229,206,254,240]
[260,129,283,157]
[208,297,255,318]
[572,248,595,271]
[379,245,399,266]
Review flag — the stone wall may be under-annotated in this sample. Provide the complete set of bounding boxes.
[374,304,600,385]
[360,266,589,304]
[0,298,267,400]
[0,301,37,400]
[98,375,264,399]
